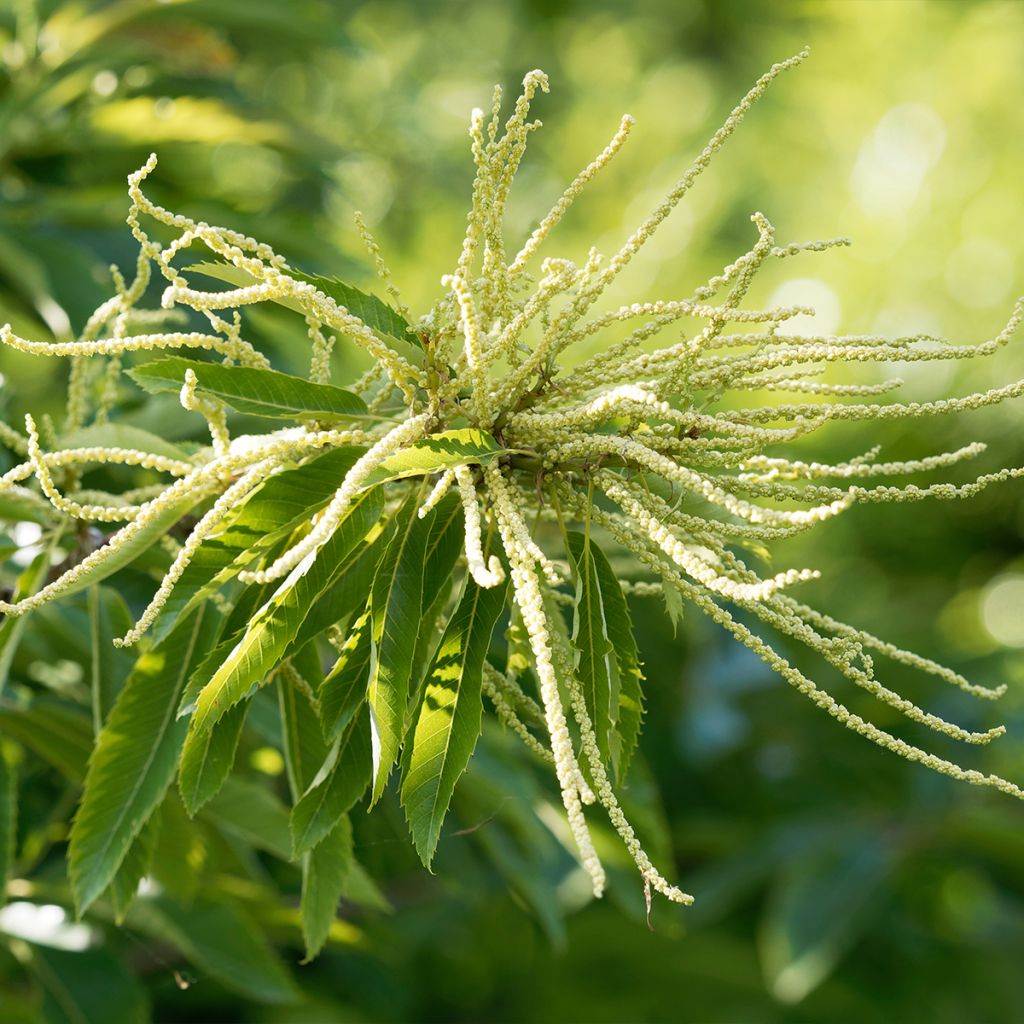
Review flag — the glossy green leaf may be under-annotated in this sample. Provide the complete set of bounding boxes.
[126,896,298,1004]
[401,574,508,867]
[301,816,353,962]
[178,698,250,816]
[361,429,505,488]
[567,530,615,763]
[182,486,383,740]
[291,707,372,857]
[68,607,219,914]
[127,356,367,422]
[367,495,429,802]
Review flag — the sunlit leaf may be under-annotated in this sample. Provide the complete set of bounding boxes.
[401,574,508,866]
[127,357,367,422]
[361,429,506,488]
[178,698,250,816]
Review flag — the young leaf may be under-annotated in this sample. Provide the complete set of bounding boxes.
[127,357,368,422]
[178,698,250,816]
[182,486,383,739]
[291,708,372,857]
[567,530,615,763]
[588,541,646,783]
[361,429,506,488]
[401,574,508,867]
[301,816,353,962]
[68,607,219,914]
[366,495,430,802]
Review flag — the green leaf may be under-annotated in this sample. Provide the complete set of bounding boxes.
[178,698,249,816]
[0,700,93,782]
[126,895,298,1004]
[0,745,15,906]
[28,944,149,1024]
[68,607,219,914]
[127,357,367,422]
[148,793,204,903]
[108,816,158,925]
[301,816,353,962]
[291,708,372,857]
[361,429,505,488]
[150,446,364,644]
[567,531,615,764]
[182,486,383,739]
[55,423,190,462]
[187,261,422,361]
[367,495,430,802]
[588,542,646,783]
[319,610,372,743]
[401,574,508,866]
[201,776,292,860]
[87,586,135,733]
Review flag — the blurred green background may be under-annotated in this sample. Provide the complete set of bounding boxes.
[1,0,1023,1021]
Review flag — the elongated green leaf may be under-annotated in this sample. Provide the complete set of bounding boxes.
[29,944,149,1024]
[319,610,372,742]
[279,662,329,798]
[0,700,92,781]
[567,531,615,763]
[301,816,353,962]
[361,429,505,488]
[401,575,508,866]
[178,698,249,816]
[202,776,292,860]
[150,447,363,643]
[108,816,158,925]
[182,486,383,739]
[187,261,422,360]
[68,607,219,914]
[55,423,190,462]
[149,792,204,902]
[589,544,646,783]
[367,495,429,802]
[127,357,367,422]
[88,586,135,733]
[126,896,298,1004]
[0,746,14,905]
[291,708,372,857]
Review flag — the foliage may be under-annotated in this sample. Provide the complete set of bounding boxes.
[1,3,1023,1022]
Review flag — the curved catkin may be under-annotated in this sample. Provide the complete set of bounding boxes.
[2,51,1021,911]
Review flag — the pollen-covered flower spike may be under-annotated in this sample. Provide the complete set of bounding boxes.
[2,48,1022,917]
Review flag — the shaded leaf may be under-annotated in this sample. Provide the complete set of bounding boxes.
[0,700,93,782]
[178,698,250,816]
[401,574,508,866]
[87,586,135,733]
[201,776,292,861]
[127,357,367,422]
[0,746,14,905]
[301,816,353,962]
[55,423,190,462]
[68,607,219,914]
[319,610,372,743]
[108,816,158,925]
[29,944,148,1024]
